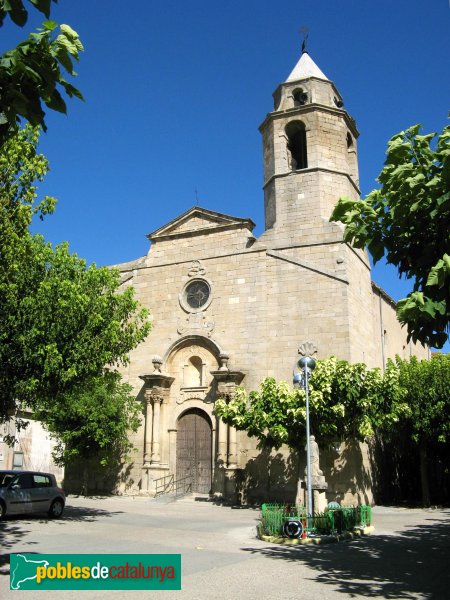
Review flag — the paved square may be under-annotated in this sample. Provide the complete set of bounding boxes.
[1,496,449,599]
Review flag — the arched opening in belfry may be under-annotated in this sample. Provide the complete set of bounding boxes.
[286,120,308,170]
[293,88,308,107]
[346,132,354,149]
[346,130,358,182]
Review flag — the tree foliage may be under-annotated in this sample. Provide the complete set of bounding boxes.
[394,354,450,446]
[0,127,151,458]
[0,0,57,27]
[217,355,450,506]
[331,124,450,348]
[0,0,83,146]
[0,125,56,255]
[1,233,151,421]
[381,354,450,505]
[34,371,142,467]
[215,357,407,451]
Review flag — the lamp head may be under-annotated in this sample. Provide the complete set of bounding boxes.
[293,373,303,389]
[298,356,316,371]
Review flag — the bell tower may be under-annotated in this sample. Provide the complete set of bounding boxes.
[257,48,378,367]
[259,49,360,238]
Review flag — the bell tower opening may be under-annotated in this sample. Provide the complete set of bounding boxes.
[293,88,308,107]
[286,121,308,170]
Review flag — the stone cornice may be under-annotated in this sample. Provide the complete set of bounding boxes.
[147,221,254,243]
[139,373,175,390]
[259,101,359,138]
[262,166,361,196]
[371,281,397,308]
[147,206,255,241]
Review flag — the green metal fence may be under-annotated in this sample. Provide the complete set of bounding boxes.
[261,503,307,536]
[260,503,372,537]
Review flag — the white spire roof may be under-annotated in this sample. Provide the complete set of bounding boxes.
[286,52,329,82]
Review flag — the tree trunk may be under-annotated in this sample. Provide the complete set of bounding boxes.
[419,443,430,507]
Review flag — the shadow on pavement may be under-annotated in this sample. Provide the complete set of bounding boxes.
[194,496,260,510]
[0,505,123,575]
[242,510,450,599]
[57,504,124,522]
[0,522,33,573]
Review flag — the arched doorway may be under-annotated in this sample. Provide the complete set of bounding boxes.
[176,409,212,494]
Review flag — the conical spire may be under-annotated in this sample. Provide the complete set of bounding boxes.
[286,52,329,82]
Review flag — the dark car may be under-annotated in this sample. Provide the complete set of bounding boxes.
[0,470,65,519]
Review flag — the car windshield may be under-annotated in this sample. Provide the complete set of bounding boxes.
[0,473,15,487]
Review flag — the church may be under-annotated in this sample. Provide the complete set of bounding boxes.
[68,49,427,504]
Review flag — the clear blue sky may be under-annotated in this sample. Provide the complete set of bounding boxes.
[2,0,450,350]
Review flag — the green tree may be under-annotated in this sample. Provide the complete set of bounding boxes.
[34,371,142,468]
[215,357,406,500]
[0,0,58,26]
[391,354,450,505]
[0,126,151,465]
[0,125,56,260]
[0,0,83,146]
[331,124,450,349]
[1,233,151,421]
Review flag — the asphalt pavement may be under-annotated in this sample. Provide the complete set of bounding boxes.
[0,494,449,599]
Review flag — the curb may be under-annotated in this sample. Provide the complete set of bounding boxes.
[257,525,375,545]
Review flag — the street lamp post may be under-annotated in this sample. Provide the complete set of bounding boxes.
[293,355,316,532]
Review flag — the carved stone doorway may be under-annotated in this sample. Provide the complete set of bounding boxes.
[176,409,212,494]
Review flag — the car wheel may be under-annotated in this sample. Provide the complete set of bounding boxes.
[48,498,64,518]
[0,501,5,520]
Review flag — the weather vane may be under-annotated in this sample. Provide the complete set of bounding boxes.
[299,26,309,54]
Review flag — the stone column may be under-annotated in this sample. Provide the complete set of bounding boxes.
[210,358,245,500]
[211,426,216,480]
[143,390,154,466]
[217,416,228,466]
[140,390,154,492]
[151,396,163,465]
[228,426,238,468]
[139,363,175,495]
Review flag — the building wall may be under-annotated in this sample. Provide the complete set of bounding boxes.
[0,418,64,485]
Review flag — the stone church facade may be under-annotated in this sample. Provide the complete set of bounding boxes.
[75,51,427,504]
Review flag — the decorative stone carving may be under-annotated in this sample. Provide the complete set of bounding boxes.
[187,259,206,278]
[176,389,208,404]
[210,355,245,392]
[212,369,245,403]
[152,355,163,373]
[298,341,318,357]
[177,313,215,337]
[218,352,230,371]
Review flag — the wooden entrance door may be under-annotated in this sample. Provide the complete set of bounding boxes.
[176,409,212,494]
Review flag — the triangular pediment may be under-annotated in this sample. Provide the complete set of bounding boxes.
[147,206,255,241]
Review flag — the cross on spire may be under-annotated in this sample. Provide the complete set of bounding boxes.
[299,26,309,54]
